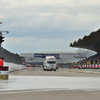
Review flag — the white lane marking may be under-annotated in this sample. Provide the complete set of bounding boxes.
[0,88,100,94]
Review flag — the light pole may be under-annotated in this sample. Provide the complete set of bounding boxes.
[0,31,9,57]
[0,31,9,47]
[0,31,9,34]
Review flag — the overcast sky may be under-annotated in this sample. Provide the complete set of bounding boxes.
[0,0,100,53]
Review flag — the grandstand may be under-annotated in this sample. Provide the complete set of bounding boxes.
[20,50,94,67]
[70,28,100,66]
[70,28,100,53]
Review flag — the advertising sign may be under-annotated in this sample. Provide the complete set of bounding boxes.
[34,53,59,58]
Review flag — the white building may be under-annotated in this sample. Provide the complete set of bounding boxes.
[20,50,94,66]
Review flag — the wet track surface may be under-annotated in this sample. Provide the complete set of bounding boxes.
[0,76,100,92]
[0,67,100,93]
[1,67,100,100]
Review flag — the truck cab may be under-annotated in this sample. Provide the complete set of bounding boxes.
[43,56,56,71]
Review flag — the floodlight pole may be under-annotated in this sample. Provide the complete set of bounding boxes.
[0,31,9,46]
[0,31,9,34]
[0,31,9,57]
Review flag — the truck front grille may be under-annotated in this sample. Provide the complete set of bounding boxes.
[51,65,54,67]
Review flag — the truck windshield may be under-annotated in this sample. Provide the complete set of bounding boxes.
[47,61,56,64]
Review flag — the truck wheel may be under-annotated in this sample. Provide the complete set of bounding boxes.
[54,69,56,71]
[43,69,45,71]
[43,67,46,71]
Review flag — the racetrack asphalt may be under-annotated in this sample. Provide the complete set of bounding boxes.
[0,67,100,100]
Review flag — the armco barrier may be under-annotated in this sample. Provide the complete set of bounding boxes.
[4,62,26,72]
[0,62,26,80]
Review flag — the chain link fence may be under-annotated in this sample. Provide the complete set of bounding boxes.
[0,47,24,64]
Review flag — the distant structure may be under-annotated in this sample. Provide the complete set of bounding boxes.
[70,28,100,53]
[20,50,94,66]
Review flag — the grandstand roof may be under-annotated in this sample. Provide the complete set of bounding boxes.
[70,28,100,53]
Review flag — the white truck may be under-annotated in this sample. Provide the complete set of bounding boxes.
[43,56,56,71]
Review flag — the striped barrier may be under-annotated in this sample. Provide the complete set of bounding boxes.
[92,64,94,68]
[72,64,100,69]
[90,65,91,68]
[99,64,100,69]
[87,65,89,68]
[0,66,9,80]
[85,65,86,68]
[95,64,98,68]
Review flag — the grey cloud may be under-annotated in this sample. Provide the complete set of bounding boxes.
[3,37,72,53]
[1,0,100,52]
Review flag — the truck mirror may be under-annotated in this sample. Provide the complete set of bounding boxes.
[42,55,45,58]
